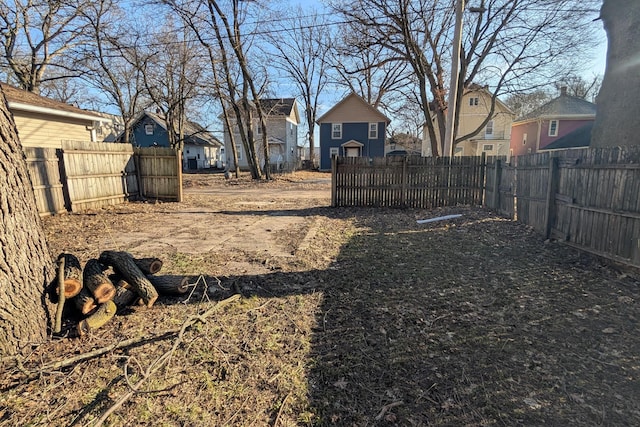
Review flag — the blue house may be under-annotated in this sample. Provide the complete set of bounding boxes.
[316,93,391,170]
[128,111,224,170]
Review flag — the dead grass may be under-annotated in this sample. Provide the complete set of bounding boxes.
[1,171,640,426]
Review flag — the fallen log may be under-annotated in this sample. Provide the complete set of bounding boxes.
[56,253,83,298]
[72,288,97,315]
[54,256,66,334]
[83,259,116,303]
[134,257,163,275]
[148,275,190,296]
[99,251,158,307]
[77,300,117,336]
[112,280,139,309]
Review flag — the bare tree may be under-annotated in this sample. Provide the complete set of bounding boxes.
[164,0,271,179]
[138,16,203,152]
[330,0,601,156]
[0,84,53,355]
[591,0,640,148]
[0,0,87,93]
[265,6,332,163]
[78,0,149,144]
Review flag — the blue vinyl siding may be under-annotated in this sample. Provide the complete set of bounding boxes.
[319,121,386,170]
[132,119,170,147]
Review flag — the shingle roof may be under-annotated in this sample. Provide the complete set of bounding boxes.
[543,122,593,150]
[515,93,596,122]
[143,111,221,147]
[259,98,297,116]
[1,82,103,119]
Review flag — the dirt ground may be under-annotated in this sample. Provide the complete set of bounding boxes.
[2,170,640,426]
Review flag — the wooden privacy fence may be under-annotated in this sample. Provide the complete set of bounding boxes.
[25,141,181,216]
[486,147,640,269]
[331,155,485,208]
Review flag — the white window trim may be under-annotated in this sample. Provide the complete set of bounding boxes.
[235,143,243,161]
[332,123,342,139]
[549,120,559,137]
[145,124,154,135]
[330,147,339,157]
[483,144,494,151]
[485,120,494,136]
[369,122,378,139]
[523,133,528,145]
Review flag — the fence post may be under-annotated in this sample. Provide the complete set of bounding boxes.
[331,155,337,207]
[544,156,559,239]
[401,156,407,207]
[492,158,502,210]
[176,149,183,203]
[479,152,486,205]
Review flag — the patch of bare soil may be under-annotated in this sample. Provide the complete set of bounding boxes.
[1,170,639,426]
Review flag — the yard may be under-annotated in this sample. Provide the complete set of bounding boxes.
[1,170,639,426]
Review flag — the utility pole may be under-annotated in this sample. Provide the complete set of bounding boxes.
[443,0,465,158]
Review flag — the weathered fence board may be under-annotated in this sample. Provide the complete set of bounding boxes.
[62,141,138,211]
[25,142,180,216]
[332,155,486,208]
[24,147,66,216]
[134,147,182,202]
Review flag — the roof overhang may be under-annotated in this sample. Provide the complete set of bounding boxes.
[341,140,364,148]
[513,115,595,126]
[8,101,110,123]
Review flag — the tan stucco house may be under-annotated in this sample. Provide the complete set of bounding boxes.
[422,84,515,157]
[2,83,108,148]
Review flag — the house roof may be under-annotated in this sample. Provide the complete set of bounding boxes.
[1,82,107,122]
[542,122,593,150]
[222,98,300,124]
[316,92,391,124]
[514,91,596,123]
[465,83,514,115]
[137,111,222,147]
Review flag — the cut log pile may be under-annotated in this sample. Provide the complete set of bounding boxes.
[51,251,190,336]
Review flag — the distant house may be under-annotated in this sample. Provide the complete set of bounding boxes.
[386,132,422,156]
[510,87,596,157]
[1,82,108,148]
[422,84,514,157]
[92,112,125,142]
[316,93,390,170]
[223,98,301,172]
[128,110,223,170]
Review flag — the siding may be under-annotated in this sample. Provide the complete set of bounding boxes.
[319,122,386,170]
[13,111,94,148]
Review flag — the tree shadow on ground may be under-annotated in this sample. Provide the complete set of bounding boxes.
[219,209,640,425]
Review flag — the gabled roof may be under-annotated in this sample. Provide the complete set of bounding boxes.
[222,98,300,124]
[316,92,391,124]
[542,122,593,150]
[135,110,222,147]
[515,92,596,123]
[464,83,514,115]
[1,82,108,122]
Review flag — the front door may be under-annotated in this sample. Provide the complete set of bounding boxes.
[346,147,359,157]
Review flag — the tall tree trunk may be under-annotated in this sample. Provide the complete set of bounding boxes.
[591,0,640,147]
[0,86,53,356]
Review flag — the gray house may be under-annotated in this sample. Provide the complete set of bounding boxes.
[223,98,301,172]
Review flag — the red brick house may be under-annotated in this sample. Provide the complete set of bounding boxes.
[510,87,596,157]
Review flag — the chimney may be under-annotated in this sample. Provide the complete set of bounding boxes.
[560,86,567,96]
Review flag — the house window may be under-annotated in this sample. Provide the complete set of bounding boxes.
[330,147,339,158]
[549,120,559,137]
[197,154,200,159]
[454,147,463,154]
[145,124,154,135]
[483,144,494,151]
[523,133,527,145]
[469,97,479,106]
[257,125,262,135]
[485,120,494,137]
[332,123,342,139]
[236,144,243,161]
[289,122,294,136]
[369,123,378,139]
